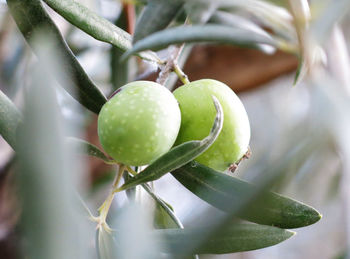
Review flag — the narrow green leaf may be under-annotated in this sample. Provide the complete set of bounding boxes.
[66,137,115,164]
[16,52,84,258]
[117,96,223,192]
[122,24,277,60]
[172,162,322,229]
[154,199,180,229]
[7,0,107,114]
[111,8,130,91]
[210,11,275,53]
[0,90,22,149]
[133,0,184,43]
[293,57,306,86]
[152,223,295,254]
[43,0,162,63]
[193,0,294,42]
[262,0,288,8]
[42,0,131,51]
[140,181,183,229]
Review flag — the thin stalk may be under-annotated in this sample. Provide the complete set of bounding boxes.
[97,164,125,231]
[173,62,190,85]
[157,43,190,85]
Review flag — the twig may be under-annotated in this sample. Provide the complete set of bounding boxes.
[157,44,189,85]
[123,2,135,35]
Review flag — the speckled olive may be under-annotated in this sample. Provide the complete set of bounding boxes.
[98,81,181,166]
[173,79,250,172]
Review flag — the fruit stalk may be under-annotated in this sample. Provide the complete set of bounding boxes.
[97,164,125,231]
[157,43,189,85]
[173,62,190,84]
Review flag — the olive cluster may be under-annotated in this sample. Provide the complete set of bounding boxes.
[98,79,250,172]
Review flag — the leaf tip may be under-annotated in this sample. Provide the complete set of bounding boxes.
[288,230,297,238]
[296,205,322,228]
[307,207,322,226]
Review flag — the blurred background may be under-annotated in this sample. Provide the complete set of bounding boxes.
[0,0,350,258]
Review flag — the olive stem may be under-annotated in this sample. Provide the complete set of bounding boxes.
[96,164,125,231]
[173,62,190,85]
[126,165,137,176]
[157,43,189,85]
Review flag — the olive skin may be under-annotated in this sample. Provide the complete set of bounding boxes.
[173,79,250,172]
[98,81,181,166]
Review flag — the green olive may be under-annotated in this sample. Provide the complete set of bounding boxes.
[98,81,181,166]
[173,79,251,172]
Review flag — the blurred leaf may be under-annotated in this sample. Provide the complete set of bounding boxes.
[43,0,131,51]
[184,1,218,24]
[16,52,85,258]
[66,137,115,164]
[109,202,161,259]
[0,90,22,149]
[6,0,107,114]
[151,223,295,254]
[111,8,129,91]
[199,0,295,42]
[172,162,322,228]
[122,24,277,60]
[262,0,288,8]
[96,228,115,259]
[293,57,306,85]
[311,0,350,44]
[117,96,223,191]
[210,11,268,35]
[91,169,115,195]
[133,0,184,43]
[210,11,276,53]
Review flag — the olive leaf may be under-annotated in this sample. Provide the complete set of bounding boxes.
[140,180,183,229]
[210,11,276,53]
[122,24,277,60]
[172,161,322,229]
[16,57,83,258]
[133,0,184,43]
[99,215,294,255]
[263,0,289,8]
[293,57,306,86]
[111,8,130,91]
[66,137,115,164]
[124,223,294,254]
[42,0,131,51]
[42,0,162,64]
[6,0,107,114]
[0,90,22,149]
[116,96,223,192]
